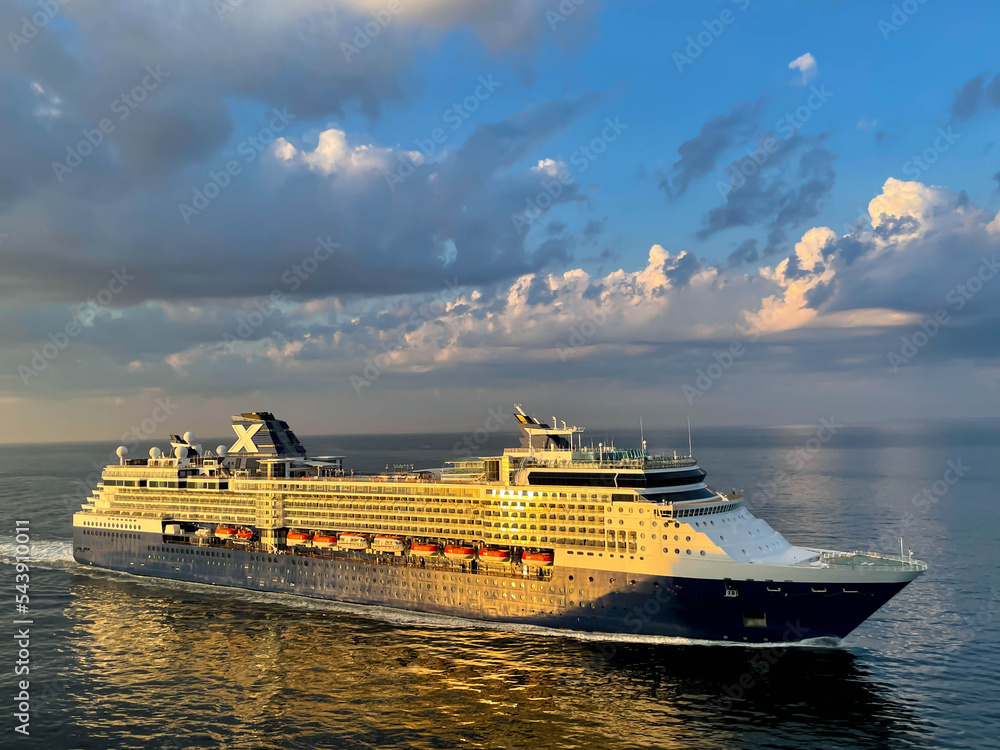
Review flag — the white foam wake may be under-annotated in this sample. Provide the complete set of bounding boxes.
[0,535,74,568]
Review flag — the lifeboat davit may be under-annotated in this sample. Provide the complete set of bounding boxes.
[372,535,409,553]
[215,525,236,539]
[312,533,337,549]
[338,533,369,550]
[522,550,554,566]
[233,528,254,543]
[478,547,512,563]
[444,545,476,561]
[410,542,439,557]
[286,530,313,546]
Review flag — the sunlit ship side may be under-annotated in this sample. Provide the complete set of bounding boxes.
[72,407,926,643]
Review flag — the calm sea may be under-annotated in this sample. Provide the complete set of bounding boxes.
[1,420,998,749]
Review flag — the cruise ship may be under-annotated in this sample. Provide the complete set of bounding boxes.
[72,407,926,643]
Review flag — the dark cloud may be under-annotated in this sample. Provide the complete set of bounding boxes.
[0,97,595,306]
[696,134,835,240]
[803,279,835,309]
[665,252,701,288]
[875,131,885,145]
[659,97,765,198]
[726,239,759,268]
[583,219,605,238]
[950,72,1000,122]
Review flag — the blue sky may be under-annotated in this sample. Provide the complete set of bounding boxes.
[2,0,1000,441]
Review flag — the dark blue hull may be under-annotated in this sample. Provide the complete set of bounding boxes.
[74,529,911,643]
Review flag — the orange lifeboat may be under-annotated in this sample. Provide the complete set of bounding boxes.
[444,545,476,561]
[286,530,313,546]
[478,547,512,563]
[313,533,338,549]
[338,532,369,550]
[522,550,554,566]
[372,535,409,553]
[215,525,236,539]
[410,542,439,557]
[233,528,254,543]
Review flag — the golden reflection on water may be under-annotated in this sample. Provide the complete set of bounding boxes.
[63,573,932,750]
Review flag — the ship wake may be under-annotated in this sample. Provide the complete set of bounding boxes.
[0,535,75,568]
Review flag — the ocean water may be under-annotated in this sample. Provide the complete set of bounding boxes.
[1,421,999,750]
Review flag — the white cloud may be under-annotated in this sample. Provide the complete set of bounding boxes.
[788,52,817,84]
[273,127,421,176]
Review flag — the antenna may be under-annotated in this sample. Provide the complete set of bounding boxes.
[687,416,693,457]
[640,416,646,454]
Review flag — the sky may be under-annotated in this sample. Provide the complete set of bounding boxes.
[2,0,1000,443]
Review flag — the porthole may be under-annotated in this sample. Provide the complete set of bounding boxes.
[700,551,706,556]
[686,550,692,555]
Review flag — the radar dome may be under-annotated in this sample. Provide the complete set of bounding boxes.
[174,446,186,459]
[182,431,195,444]
[194,444,204,455]
[149,447,162,459]
[216,445,228,457]
[116,446,128,458]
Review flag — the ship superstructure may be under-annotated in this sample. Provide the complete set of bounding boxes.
[72,407,926,642]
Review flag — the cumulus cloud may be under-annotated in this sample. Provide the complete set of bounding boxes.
[5,174,1000,440]
[788,53,817,85]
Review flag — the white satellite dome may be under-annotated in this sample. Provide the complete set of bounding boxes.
[174,446,186,458]
[216,445,228,457]
[182,431,195,444]
[149,447,162,459]
[194,444,204,455]
[116,446,128,458]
